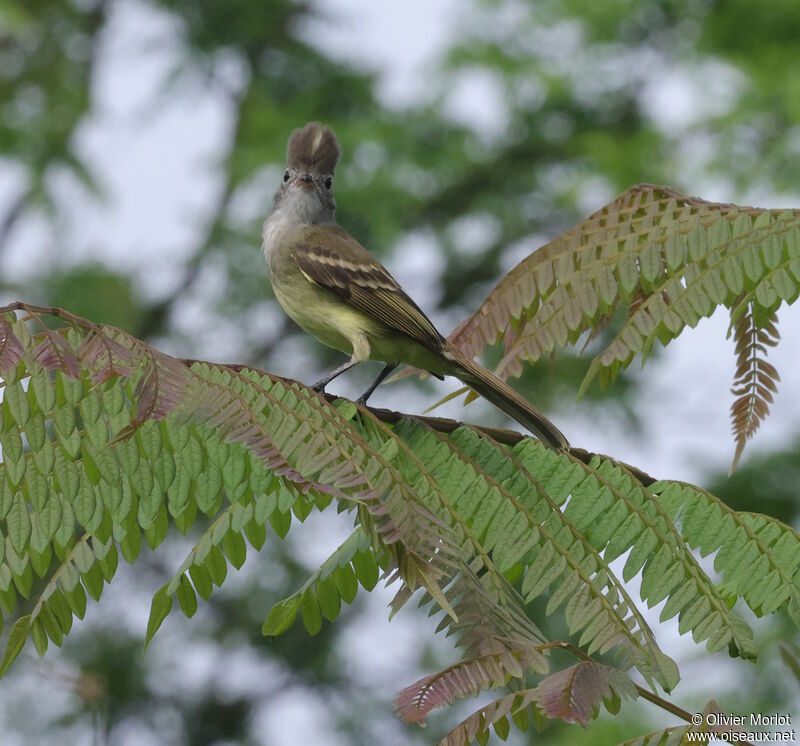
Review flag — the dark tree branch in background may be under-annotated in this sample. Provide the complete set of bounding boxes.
[0,186,32,257]
[135,80,253,341]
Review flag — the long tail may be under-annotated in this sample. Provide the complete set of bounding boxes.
[447,354,569,449]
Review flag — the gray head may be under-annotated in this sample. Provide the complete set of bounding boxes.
[270,122,341,224]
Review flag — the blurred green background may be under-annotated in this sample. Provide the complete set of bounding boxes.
[0,0,799,743]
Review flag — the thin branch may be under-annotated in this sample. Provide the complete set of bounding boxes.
[178,355,656,482]
[0,300,657,485]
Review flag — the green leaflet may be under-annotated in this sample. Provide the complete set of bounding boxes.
[30,369,56,414]
[263,595,301,637]
[6,493,31,554]
[0,615,30,677]
[206,545,227,587]
[3,380,30,428]
[351,549,379,591]
[300,587,322,635]
[222,530,246,569]
[0,425,25,487]
[145,585,172,649]
[176,575,198,618]
[188,564,213,601]
[0,475,14,520]
[262,528,375,636]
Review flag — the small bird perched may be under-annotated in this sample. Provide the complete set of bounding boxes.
[262,122,568,449]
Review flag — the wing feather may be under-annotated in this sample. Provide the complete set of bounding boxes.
[292,225,445,354]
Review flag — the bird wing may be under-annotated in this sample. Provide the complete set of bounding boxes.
[292,224,445,354]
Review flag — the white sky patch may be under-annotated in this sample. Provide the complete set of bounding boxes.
[338,584,457,690]
[167,260,246,358]
[226,165,282,229]
[386,229,446,321]
[641,60,746,134]
[575,175,615,216]
[284,511,359,571]
[300,0,460,106]
[256,688,351,746]
[523,18,585,64]
[0,159,27,208]
[0,199,55,282]
[500,233,549,275]
[737,182,800,210]
[448,213,501,257]
[442,67,510,139]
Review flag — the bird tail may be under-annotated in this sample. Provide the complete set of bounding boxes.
[447,354,568,449]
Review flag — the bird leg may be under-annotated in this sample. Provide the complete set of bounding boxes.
[356,363,397,405]
[311,358,359,392]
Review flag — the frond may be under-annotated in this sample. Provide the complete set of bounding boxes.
[653,480,800,625]
[729,306,780,471]
[514,442,756,661]
[438,661,637,746]
[377,417,550,655]
[531,661,637,724]
[448,185,800,461]
[0,303,458,672]
[438,690,528,746]
[400,422,678,689]
[394,647,548,725]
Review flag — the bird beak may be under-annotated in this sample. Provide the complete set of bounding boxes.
[297,173,314,189]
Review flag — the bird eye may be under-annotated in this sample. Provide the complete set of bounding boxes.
[324,177,333,189]
[283,170,290,183]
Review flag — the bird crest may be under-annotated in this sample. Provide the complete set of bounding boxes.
[286,122,341,175]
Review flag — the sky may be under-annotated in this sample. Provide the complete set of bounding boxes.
[1,0,798,744]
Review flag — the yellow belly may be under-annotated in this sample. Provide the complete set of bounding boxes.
[272,276,367,355]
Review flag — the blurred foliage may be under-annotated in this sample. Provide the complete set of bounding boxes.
[0,0,799,743]
[40,264,141,330]
[0,0,106,238]
[706,438,800,524]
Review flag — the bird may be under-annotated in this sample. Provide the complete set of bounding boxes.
[261,122,568,449]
